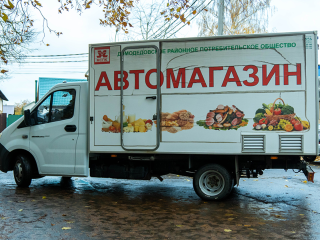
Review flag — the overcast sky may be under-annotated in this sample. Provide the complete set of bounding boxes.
[1,0,320,105]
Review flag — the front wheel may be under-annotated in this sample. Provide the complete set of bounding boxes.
[193,164,233,201]
[13,155,32,187]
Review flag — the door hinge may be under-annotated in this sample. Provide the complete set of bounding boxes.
[90,116,94,124]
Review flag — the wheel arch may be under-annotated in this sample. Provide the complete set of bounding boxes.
[7,149,39,177]
[191,155,236,178]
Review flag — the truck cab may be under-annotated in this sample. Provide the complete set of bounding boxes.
[0,82,89,185]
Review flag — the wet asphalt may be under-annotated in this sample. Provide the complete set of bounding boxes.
[0,163,320,240]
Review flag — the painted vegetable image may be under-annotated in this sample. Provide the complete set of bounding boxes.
[253,98,310,132]
[197,105,248,130]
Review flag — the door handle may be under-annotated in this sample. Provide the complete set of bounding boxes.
[65,125,77,132]
[146,96,156,100]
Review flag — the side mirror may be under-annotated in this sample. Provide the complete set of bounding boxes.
[24,109,31,127]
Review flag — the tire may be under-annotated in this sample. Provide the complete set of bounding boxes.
[13,155,32,187]
[193,164,233,201]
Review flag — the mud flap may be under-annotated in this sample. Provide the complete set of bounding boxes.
[301,161,315,183]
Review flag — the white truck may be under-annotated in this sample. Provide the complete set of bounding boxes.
[0,31,318,200]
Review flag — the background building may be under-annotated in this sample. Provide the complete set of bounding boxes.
[0,90,8,113]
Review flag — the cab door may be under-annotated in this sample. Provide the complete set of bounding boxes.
[29,87,80,175]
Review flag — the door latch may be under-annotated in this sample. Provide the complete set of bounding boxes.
[152,114,157,121]
[146,96,156,100]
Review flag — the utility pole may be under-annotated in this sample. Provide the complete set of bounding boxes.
[218,0,224,35]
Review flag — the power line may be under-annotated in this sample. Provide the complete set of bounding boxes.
[148,0,200,39]
[157,0,211,39]
[11,72,87,74]
[20,60,88,63]
[150,0,209,39]
[25,53,88,58]
[167,0,214,38]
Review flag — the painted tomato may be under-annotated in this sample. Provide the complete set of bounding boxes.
[274,108,281,115]
[145,119,153,125]
[294,122,303,131]
[291,119,298,125]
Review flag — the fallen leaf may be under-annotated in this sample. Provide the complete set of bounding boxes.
[291,231,296,233]
[303,181,307,184]
[224,229,232,232]
[253,179,258,181]
[227,218,234,221]
[19,201,25,203]
[236,224,242,226]
[1,217,8,220]
[225,214,233,216]
[42,196,47,199]
[176,225,182,227]
[74,178,78,180]
[18,209,23,212]
[269,208,273,210]
[243,180,246,181]
[299,214,304,216]
[274,215,281,218]
[85,206,90,208]
[65,221,74,224]
[62,214,67,216]
[285,185,288,188]
[31,200,37,202]
[62,227,71,230]
[249,228,255,230]
[244,225,251,227]
[51,223,55,226]
[177,175,180,177]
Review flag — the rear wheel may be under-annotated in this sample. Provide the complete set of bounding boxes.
[193,164,233,201]
[13,155,32,187]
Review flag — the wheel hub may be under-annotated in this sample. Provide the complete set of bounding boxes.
[199,170,225,196]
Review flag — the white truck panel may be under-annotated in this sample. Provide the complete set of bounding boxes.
[89,32,317,155]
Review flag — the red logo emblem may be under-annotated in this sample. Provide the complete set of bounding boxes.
[94,47,110,64]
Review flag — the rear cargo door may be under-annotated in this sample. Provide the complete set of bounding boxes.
[121,44,160,150]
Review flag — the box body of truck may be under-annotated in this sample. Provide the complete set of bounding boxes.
[0,31,317,200]
[89,32,318,155]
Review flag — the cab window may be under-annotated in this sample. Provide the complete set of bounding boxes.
[33,89,76,125]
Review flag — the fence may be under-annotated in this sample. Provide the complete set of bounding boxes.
[7,115,23,127]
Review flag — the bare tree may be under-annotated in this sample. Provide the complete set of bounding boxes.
[14,99,31,115]
[132,0,167,40]
[197,0,274,36]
